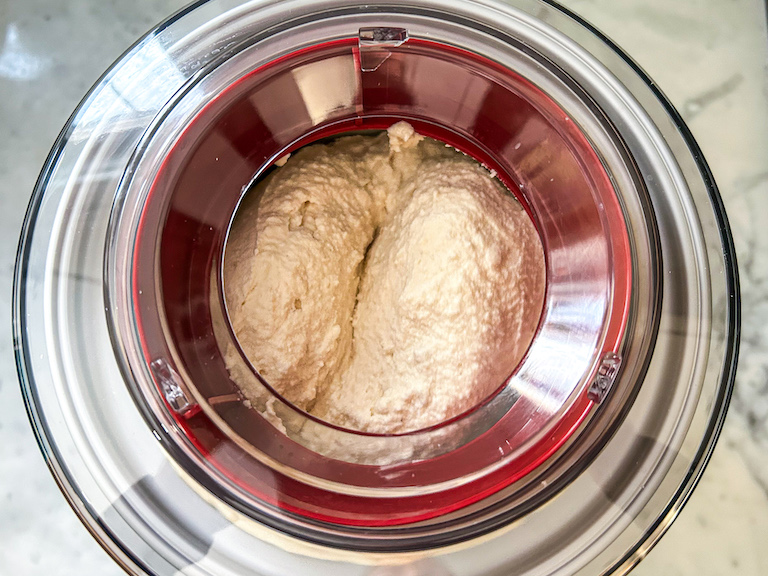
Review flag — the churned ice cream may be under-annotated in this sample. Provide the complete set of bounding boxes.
[224,122,545,434]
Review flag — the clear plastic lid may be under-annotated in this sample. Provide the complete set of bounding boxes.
[14,0,738,574]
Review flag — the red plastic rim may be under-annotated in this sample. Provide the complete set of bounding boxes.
[131,37,631,526]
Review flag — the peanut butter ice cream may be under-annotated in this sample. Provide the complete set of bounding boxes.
[224,122,545,434]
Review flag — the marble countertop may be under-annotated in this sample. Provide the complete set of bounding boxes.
[0,0,766,574]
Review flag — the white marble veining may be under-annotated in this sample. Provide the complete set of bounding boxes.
[0,0,766,574]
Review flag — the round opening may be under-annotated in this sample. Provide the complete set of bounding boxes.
[130,36,631,526]
[221,123,548,436]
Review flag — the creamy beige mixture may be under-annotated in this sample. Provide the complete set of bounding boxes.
[224,122,545,434]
